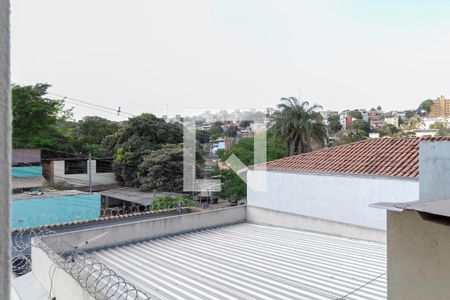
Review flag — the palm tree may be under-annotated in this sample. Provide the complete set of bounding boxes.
[272,97,327,156]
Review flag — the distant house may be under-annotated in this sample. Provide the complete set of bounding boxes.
[247,137,450,242]
[384,116,399,128]
[369,115,385,128]
[210,137,235,154]
[42,157,116,188]
[100,187,184,211]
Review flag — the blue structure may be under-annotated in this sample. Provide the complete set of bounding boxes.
[12,166,43,177]
[12,193,101,229]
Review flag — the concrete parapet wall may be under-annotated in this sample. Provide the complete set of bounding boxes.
[247,205,386,243]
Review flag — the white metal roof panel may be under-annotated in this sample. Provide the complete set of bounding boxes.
[92,223,387,300]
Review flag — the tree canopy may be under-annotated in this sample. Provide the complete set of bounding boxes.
[327,115,342,134]
[272,97,327,155]
[348,110,363,119]
[419,99,434,114]
[138,143,203,192]
[215,135,287,200]
[378,124,399,137]
[111,114,183,186]
[71,116,120,156]
[12,83,73,150]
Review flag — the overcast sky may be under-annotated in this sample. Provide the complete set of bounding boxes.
[11,0,450,120]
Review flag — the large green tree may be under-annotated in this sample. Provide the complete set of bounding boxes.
[272,97,327,155]
[327,115,342,134]
[71,116,120,156]
[350,119,370,135]
[419,99,434,114]
[111,113,183,186]
[216,135,287,200]
[138,144,203,192]
[12,83,72,149]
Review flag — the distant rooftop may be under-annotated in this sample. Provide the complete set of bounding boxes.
[262,137,450,178]
[100,187,184,206]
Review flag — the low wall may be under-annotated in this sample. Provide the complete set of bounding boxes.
[247,170,419,230]
[39,206,247,253]
[32,247,94,300]
[247,206,386,243]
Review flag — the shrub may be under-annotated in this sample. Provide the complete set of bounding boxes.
[149,195,195,211]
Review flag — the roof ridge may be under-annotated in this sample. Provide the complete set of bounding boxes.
[263,136,450,178]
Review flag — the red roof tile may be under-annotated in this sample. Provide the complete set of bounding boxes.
[263,137,450,178]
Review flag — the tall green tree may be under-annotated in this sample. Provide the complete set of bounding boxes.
[224,125,239,138]
[419,99,434,114]
[111,113,183,186]
[272,97,327,155]
[216,135,287,200]
[138,143,203,192]
[378,124,399,137]
[12,83,72,149]
[208,121,223,140]
[327,115,342,134]
[71,116,120,156]
[350,119,370,135]
[348,110,363,119]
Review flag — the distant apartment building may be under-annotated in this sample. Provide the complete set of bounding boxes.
[429,95,450,117]
[370,116,385,128]
[339,111,353,130]
[384,116,399,128]
[359,109,369,122]
[368,108,378,117]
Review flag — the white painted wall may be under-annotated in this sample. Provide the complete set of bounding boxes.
[247,170,419,230]
[54,160,116,186]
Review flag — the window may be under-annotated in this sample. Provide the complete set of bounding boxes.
[64,160,87,174]
[96,159,113,173]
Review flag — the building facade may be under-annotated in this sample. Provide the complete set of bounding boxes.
[429,95,450,117]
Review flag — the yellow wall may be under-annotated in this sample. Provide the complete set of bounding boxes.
[430,96,450,117]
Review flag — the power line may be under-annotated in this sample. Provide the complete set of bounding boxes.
[47,91,136,118]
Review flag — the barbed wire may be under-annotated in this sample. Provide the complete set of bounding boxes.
[32,233,152,299]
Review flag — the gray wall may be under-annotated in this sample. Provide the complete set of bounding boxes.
[247,170,419,230]
[387,210,450,299]
[40,206,246,253]
[419,141,450,200]
[0,0,10,299]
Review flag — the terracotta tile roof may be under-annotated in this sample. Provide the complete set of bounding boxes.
[263,137,450,178]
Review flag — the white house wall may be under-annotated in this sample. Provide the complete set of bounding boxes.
[54,160,116,187]
[247,170,419,230]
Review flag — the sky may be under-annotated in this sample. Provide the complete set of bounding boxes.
[11,0,450,120]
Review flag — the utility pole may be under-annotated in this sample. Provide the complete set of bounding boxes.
[88,153,93,194]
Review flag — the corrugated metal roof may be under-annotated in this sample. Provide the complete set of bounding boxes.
[92,223,387,300]
[100,188,184,206]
